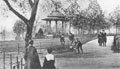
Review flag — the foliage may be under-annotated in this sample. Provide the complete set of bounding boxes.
[13,20,26,36]
[109,6,120,26]
[41,0,111,33]
[35,28,44,38]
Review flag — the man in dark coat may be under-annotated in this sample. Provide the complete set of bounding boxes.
[98,32,103,46]
[75,38,83,54]
[69,33,74,45]
[102,30,107,46]
[24,40,41,69]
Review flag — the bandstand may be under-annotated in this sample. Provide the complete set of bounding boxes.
[42,9,68,34]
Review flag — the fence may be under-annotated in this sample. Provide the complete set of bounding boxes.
[0,38,71,69]
[1,52,24,69]
[0,34,97,69]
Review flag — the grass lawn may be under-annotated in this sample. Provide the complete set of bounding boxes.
[0,34,97,69]
[0,34,97,53]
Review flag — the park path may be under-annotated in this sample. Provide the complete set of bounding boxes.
[1,36,119,69]
[54,36,120,69]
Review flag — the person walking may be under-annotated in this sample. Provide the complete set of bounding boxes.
[75,38,83,54]
[43,48,56,69]
[102,30,107,46]
[24,40,41,69]
[60,34,65,46]
[98,32,103,46]
[69,33,74,45]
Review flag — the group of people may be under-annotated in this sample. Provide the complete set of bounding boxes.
[24,40,56,69]
[23,31,107,69]
[98,30,107,46]
[69,33,83,54]
[59,33,83,54]
[24,33,84,69]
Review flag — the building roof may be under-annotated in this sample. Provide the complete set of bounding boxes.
[42,16,68,21]
[42,10,68,21]
[48,10,65,17]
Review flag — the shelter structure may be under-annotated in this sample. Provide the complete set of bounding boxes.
[42,6,68,34]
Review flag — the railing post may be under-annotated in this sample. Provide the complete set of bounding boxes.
[10,54,12,69]
[40,42,41,49]
[18,43,20,55]
[118,39,120,52]
[39,42,42,54]
[3,50,5,69]
[114,36,116,47]
[13,66,15,69]
[16,56,19,69]
[21,58,23,69]
[0,44,1,53]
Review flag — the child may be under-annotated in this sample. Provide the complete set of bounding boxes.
[43,49,56,69]
[69,33,74,45]
[60,34,65,46]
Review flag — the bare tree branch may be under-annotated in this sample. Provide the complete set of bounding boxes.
[28,0,33,8]
[29,0,39,25]
[4,0,29,25]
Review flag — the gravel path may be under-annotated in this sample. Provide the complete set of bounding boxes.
[54,36,120,69]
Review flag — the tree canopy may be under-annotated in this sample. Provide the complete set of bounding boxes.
[13,20,26,38]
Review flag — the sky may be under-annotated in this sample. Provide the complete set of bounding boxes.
[98,0,120,14]
[1,0,120,32]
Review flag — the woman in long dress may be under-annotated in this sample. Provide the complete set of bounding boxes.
[24,40,41,69]
[98,32,103,46]
[43,49,56,69]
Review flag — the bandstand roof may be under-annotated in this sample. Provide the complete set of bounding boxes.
[42,10,68,21]
[48,10,64,17]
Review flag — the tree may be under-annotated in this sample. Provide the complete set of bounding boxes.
[1,28,6,40]
[3,0,40,69]
[109,6,120,34]
[86,0,101,31]
[35,28,44,38]
[13,20,26,40]
[62,0,81,33]
[3,0,39,47]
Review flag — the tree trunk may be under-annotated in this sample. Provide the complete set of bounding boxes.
[25,24,33,48]
[109,28,111,34]
[17,34,21,40]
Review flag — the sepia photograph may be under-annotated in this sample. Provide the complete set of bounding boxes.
[0,0,120,69]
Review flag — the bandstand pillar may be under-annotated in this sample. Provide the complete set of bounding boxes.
[46,21,49,32]
[64,21,67,33]
[62,21,64,33]
[55,20,58,33]
[49,21,51,32]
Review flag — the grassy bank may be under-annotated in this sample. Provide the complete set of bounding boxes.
[0,34,97,53]
[48,34,97,53]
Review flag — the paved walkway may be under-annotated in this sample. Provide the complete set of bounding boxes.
[55,36,120,69]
